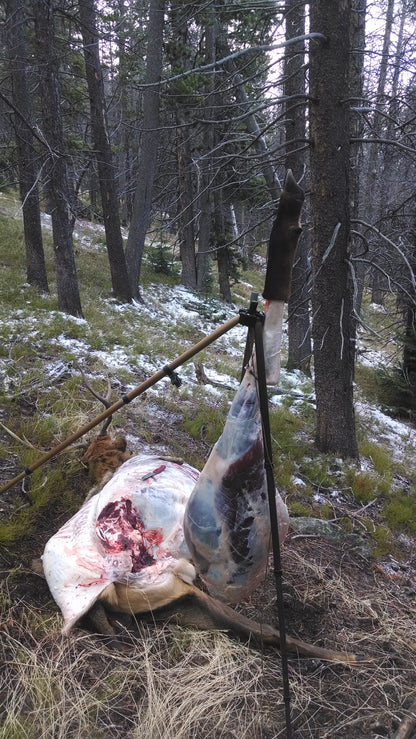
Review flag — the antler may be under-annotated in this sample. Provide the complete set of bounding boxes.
[77,364,113,435]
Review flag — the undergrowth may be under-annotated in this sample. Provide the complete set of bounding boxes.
[1,193,416,738]
[1,199,415,552]
[1,541,415,738]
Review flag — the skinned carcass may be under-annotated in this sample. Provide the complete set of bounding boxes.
[39,172,358,663]
[183,170,303,604]
[183,307,289,605]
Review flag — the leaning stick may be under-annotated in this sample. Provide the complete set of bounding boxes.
[0,314,240,495]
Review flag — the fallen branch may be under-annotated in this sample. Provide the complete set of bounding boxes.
[394,697,416,739]
[194,362,235,390]
[0,421,38,450]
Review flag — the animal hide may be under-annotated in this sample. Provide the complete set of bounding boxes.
[42,456,199,632]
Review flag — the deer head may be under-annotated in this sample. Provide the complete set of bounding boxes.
[77,367,130,483]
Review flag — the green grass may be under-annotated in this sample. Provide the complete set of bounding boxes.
[358,438,393,476]
[370,524,397,558]
[183,403,230,447]
[2,191,416,555]
[384,493,416,533]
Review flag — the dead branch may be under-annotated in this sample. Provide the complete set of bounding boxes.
[394,697,416,739]
[0,421,38,450]
[194,363,235,390]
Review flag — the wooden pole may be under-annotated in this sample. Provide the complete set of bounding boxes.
[0,314,240,495]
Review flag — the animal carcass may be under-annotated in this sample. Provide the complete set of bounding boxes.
[39,172,358,662]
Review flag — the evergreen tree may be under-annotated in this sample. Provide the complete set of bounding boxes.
[78,0,132,303]
[34,0,83,318]
[5,0,49,292]
[309,0,359,458]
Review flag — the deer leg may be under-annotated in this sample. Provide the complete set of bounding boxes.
[139,585,359,665]
[86,600,116,636]
[83,600,136,652]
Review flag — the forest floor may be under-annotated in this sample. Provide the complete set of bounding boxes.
[1,193,416,738]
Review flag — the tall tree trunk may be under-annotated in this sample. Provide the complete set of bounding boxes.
[284,0,311,373]
[6,0,49,292]
[116,0,131,226]
[376,2,406,235]
[367,0,395,305]
[230,70,280,204]
[125,0,165,301]
[216,29,280,205]
[176,116,197,288]
[366,0,395,185]
[214,191,233,304]
[402,233,416,418]
[78,0,132,303]
[196,9,216,292]
[349,0,367,316]
[34,0,83,318]
[167,1,197,289]
[309,0,358,458]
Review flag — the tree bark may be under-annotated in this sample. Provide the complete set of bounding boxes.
[309,0,359,458]
[402,230,416,417]
[125,0,165,301]
[78,0,132,303]
[116,0,132,226]
[176,116,197,288]
[284,0,311,373]
[367,0,395,305]
[216,29,280,206]
[214,191,233,304]
[6,0,49,293]
[34,0,83,318]
[196,9,216,292]
[349,0,367,316]
[167,2,197,289]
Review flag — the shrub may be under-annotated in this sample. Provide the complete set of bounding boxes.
[147,244,178,276]
[384,494,416,533]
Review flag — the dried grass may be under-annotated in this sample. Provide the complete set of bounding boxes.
[2,538,415,739]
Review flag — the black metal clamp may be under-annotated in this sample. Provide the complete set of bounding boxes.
[239,292,265,380]
[163,365,182,388]
[238,291,265,328]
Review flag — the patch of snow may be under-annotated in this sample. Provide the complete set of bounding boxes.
[357,399,416,463]
[91,346,132,370]
[292,476,306,487]
[51,336,89,355]
[60,312,87,326]
[269,392,283,405]
[370,302,388,313]
[238,281,254,288]
[203,368,239,388]
[45,360,72,379]
[203,384,223,397]
[40,212,52,229]
[269,368,315,411]
[356,348,387,368]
